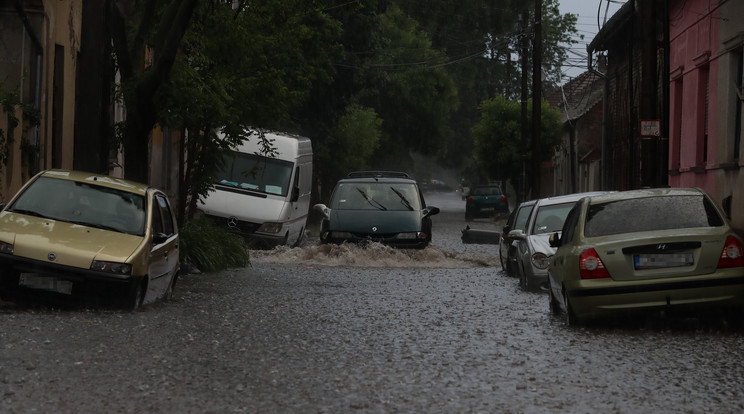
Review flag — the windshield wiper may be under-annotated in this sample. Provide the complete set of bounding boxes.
[66,219,122,233]
[356,187,387,211]
[8,208,54,220]
[390,187,414,211]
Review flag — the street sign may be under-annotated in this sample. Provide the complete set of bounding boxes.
[640,119,661,137]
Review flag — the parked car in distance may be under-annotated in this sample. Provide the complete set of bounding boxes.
[315,171,440,249]
[0,170,179,309]
[465,184,508,220]
[499,199,536,276]
[548,188,744,326]
[513,192,609,291]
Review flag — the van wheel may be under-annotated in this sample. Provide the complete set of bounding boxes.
[293,227,305,247]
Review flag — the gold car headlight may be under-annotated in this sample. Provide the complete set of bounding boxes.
[91,260,132,275]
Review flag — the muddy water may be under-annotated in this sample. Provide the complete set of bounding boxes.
[251,190,504,269]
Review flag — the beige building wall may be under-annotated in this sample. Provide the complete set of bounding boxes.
[0,0,81,201]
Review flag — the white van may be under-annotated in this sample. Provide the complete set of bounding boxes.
[198,130,313,248]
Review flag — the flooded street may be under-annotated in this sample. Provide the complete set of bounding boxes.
[2,191,744,413]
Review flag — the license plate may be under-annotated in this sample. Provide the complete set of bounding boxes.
[480,208,495,213]
[19,273,73,295]
[634,253,694,270]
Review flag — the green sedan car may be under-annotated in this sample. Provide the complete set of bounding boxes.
[315,171,440,249]
[548,188,744,325]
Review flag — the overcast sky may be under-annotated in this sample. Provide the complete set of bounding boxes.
[557,0,626,79]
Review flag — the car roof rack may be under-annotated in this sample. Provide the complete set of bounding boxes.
[347,171,411,179]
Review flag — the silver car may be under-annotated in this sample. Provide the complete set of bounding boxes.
[499,200,536,277]
[513,192,609,291]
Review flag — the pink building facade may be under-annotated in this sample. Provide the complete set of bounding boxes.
[669,0,744,234]
[668,0,719,191]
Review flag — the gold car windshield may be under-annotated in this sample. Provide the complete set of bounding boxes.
[330,183,422,211]
[8,177,146,236]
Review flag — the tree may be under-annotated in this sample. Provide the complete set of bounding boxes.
[156,0,342,221]
[74,0,112,174]
[324,104,382,177]
[369,4,458,165]
[293,2,459,200]
[395,0,580,178]
[471,95,561,189]
[110,0,198,183]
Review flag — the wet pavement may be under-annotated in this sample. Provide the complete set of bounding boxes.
[2,191,744,413]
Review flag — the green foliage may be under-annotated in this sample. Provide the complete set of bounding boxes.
[0,81,41,179]
[472,96,523,180]
[157,0,343,219]
[541,0,583,85]
[179,217,250,273]
[472,95,562,182]
[298,2,460,193]
[390,0,581,172]
[329,104,382,175]
[366,4,458,164]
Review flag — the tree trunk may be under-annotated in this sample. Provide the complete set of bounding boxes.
[112,0,198,184]
[74,0,111,174]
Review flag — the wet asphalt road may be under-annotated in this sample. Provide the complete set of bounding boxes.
[2,191,744,413]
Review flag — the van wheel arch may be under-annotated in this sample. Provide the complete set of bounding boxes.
[293,226,305,247]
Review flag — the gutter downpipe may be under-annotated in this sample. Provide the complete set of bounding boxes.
[587,50,609,191]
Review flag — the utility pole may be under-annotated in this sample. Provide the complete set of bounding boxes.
[520,10,529,202]
[531,0,542,197]
[639,0,658,188]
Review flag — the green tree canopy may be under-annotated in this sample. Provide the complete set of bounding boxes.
[472,95,562,187]
[154,0,342,220]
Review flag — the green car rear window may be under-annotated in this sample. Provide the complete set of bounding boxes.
[585,195,724,237]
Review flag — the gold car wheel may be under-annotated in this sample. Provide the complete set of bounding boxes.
[562,290,579,327]
[164,273,178,301]
[128,277,147,310]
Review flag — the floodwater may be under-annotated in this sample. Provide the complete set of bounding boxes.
[252,190,502,269]
[4,191,744,413]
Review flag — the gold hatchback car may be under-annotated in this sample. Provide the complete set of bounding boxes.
[548,188,744,325]
[0,170,179,309]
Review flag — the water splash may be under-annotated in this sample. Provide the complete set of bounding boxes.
[250,242,493,269]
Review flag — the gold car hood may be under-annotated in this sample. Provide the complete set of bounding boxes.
[0,212,144,269]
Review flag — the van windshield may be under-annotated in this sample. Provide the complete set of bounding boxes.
[216,151,294,197]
